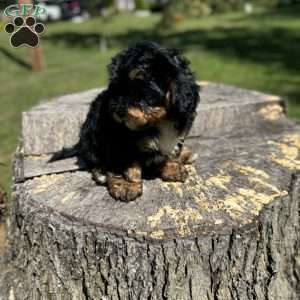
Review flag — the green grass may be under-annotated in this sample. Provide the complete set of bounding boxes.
[0,7,299,193]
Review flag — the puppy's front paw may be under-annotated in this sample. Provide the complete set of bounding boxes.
[124,163,142,183]
[161,161,188,182]
[107,175,143,202]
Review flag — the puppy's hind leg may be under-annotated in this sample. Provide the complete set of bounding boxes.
[160,160,188,182]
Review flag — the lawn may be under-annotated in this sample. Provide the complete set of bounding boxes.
[0,7,299,193]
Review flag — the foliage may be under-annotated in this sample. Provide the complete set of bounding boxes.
[162,0,243,23]
[0,0,14,10]
[256,0,300,6]
[162,0,300,23]
[135,0,150,10]
[82,0,115,15]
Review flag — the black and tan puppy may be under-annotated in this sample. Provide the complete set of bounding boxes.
[54,41,200,201]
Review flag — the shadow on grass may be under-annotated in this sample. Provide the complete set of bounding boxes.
[0,47,32,70]
[44,24,300,109]
[44,26,300,74]
[45,32,102,48]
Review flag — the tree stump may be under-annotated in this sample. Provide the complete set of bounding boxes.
[1,82,300,300]
[0,187,6,223]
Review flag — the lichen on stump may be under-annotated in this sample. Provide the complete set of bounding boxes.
[1,82,299,300]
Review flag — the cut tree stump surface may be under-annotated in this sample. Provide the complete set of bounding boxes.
[15,127,300,240]
[1,82,299,300]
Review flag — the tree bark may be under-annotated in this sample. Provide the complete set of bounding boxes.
[0,82,299,300]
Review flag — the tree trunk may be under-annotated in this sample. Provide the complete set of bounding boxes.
[0,82,299,300]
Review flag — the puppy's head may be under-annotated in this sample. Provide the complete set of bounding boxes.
[107,41,191,130]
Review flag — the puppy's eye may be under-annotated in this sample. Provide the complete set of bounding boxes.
[129,68,145,80]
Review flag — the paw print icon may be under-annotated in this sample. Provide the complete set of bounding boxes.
[4,16,45,48]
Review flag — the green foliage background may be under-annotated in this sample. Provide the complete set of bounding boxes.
[162,0,300,22]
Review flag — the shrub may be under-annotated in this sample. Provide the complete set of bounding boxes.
[162,0,243,24]
[135,0,150,10]
[0,0,14,10]
[253,0,300,7]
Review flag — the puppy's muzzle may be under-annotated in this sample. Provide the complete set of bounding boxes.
[114,106,167,130]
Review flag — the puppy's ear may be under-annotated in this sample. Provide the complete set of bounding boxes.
[164,48,191,74]
[108,52,146,83]
[167,75,200,133]
[107,50,128,83]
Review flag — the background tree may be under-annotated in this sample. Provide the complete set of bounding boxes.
[162,0,243,25]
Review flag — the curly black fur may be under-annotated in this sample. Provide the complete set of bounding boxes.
[51,41,200,193]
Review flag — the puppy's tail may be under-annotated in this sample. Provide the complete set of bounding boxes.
[48,143,80,163]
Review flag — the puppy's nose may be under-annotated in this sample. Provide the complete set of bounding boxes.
[146,107,167,123]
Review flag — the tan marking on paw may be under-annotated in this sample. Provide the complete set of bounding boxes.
[161,161,188,182]
[124,163,142,183]
[107,175,143,201]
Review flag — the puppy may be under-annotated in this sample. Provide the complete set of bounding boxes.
[60,41,200,202]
